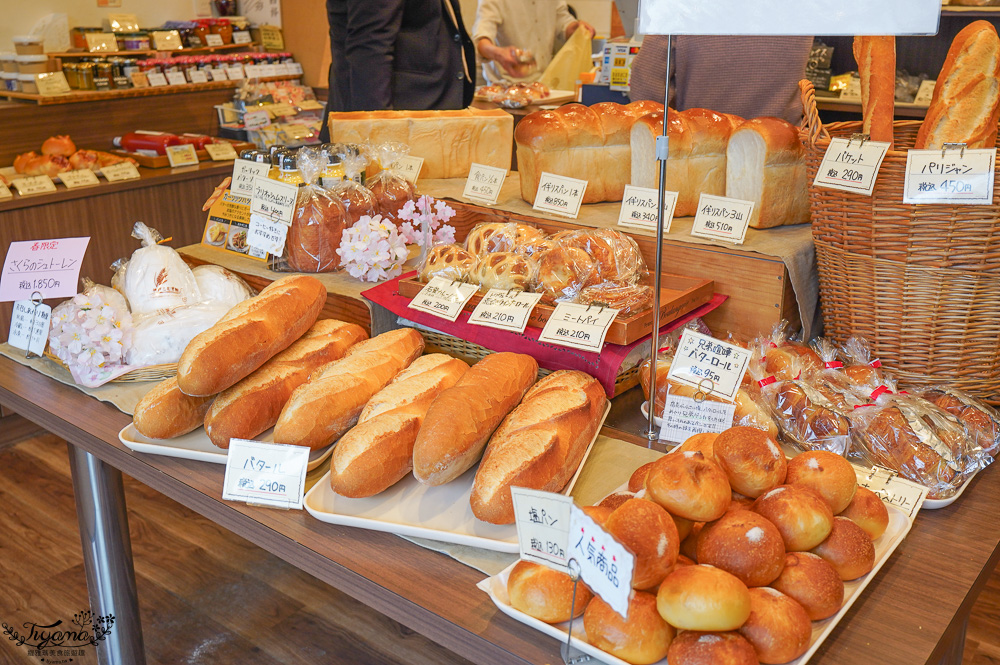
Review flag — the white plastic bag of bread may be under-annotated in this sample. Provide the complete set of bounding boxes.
[123,221,203,315]
[364,142,416,226]
[191,264,254,310]
[284,146,349,273]
[326,108,513,179]
[127,301,233,367]
[330,146,379,226]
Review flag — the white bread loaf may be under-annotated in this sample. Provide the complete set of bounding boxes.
[177,275,327,396]
[327,108,513,179]
[133,377,214,439]
[330,354,469,498]
[273,328,424,450]
[470,370,608,524]
[413,352,538,486]
[203,319,367,449]
[726,117,809,229]
[853,36,896,147]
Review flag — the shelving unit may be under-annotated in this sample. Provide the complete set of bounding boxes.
[47,42,261,58]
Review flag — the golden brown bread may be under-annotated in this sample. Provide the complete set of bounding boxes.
[469,252,534,292]
[507,560,594,624]
[286,190,347,273]
[785,450,858,513]
[367,175,415,223]
[752,485,834,552]
[657,564,752,632]
[837,486,889,540]
[533,245,599,304]
[418,244,477,283]
[133,377,214,439]
[551,228,645,283]
[630,111,696,214]
[667,630,759,665]
[578,283,653,315]
[645,451,732,522]
[696,510,786,588]
[809,516,875,580]
[853,36,896,147]
[712,426,787,498]
[771,551,844,621]
[464,222,546,256]
[737,587,812,664]
[585,591,675,665]
[604,498,680,590]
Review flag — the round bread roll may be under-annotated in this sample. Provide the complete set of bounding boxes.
[770,551,844,620]
[697,510,786,587]
[680,522,704,562]
[606,498,680,590]
[629,461,656,493]
[470,252,533,292]
[663,554,696,579]
[534,245,599,304]
[738,587,812,664]
[583,505,614,525]
[507,560,594,623]
[785,450,857,514]
[672,513,695,541]
[752,485,834,552]
[418,244,476,283]
[729,491,756,512]
[677,432,719,459]
[656,565,752,631]
[838,486,889,540]
[810,516,876,580]
[713,426,787,498]
[599,491,636,511]
[585,591,674,665]
[667,630,759,665]
[645,451,732,521]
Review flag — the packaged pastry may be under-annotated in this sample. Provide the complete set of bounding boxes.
[418,243,477,283]
[365,142,416,226]
[807,337,872,409]
[758,320,823,381]
[331,145,378,225]
[191,264,254,309]
[123,222,202,315]
[839,335,886,388]
[912,386,1000,459]
[532,242,599,304]
[464,221,546,257]
[285,146,349,273]
[551,228,645,284]
[469,252,534,292]
[127,301,232,366]
[578,282,653,315]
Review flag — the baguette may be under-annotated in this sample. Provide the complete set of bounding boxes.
[273,328,424,450]
[330,354,469,497]
[133,377,214,439]
[853,36,896,147]
[470,370,607,524]
[177,275,327,396]
[413,352,538,486]
[203,319,367,449]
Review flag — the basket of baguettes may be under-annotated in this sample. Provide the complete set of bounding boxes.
[801,24,1000,404]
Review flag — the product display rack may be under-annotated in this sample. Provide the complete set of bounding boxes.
[45,42,259,58]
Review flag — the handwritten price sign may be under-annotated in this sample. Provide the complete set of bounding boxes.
[814,137,890,195]
[249,177,298,225]
[903,148,996,204]
[0,237,90,302]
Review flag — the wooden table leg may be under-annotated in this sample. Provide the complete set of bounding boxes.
[936,614,968,665]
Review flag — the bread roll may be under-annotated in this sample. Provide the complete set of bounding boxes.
[585,591,674,665]
[785,450,858,514]
[837,486,889,540]
[605,498,680,590]
[470,370,606,523]
[533,244,599,304]
[583,504,614,525]
[656,565,752,632]
[552,228,645,284]
[204,320,367,448]
[753,485,834,552]
[414,352,537,486]
[677,432,719,459]
[672,513,695,542]
[810,516,876,580]
[645,451,732,521]
[696,510,786,587]
[737,587,812,664]
[465,222,545,256]
[177,275,327,396]
[507,560,594,624]
[713,426,787,498]
[418,244,476,283]
[469,252,534,292]
[853,36,896,147]
[599,491,636,511]
[628,461,656,493]
[770,551,844,620]
[133,377,214,439]
[273,328,425,449]
[680,521,705,562]
[667,631,759,665]
[729,491,756,512]
[330,354,469,497]
[764,342,823,381]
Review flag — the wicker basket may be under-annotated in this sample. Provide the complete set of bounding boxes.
[800,81,1000,403]
[44,350,177,383]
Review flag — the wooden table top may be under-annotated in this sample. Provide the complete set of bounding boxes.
[1,354,998,665]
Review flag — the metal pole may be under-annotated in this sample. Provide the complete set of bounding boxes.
[68,443,147,665]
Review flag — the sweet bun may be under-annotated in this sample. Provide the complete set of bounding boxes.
[583,505,614,525]
[507,560,593,623]
[418,244,476,283]
[599,491,637,511]
[770,552,844,620]
[585,591,674,665]
[738,587,812,664]
[677,432,719,459]
[838,486,889,540]
[645,451,732,521]
[785,450,858,513]
[667,631,759,665]
[697,510,786,587]
[664,554,697,579]
[753,485,834,551]
[534,245,599,304]
[810,516,876,580]
[713,426,787,498]
[605,498,680,589]
[656,564,752,631]
[629,461,656,493]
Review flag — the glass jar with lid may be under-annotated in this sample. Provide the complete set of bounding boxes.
[209,18,234,45]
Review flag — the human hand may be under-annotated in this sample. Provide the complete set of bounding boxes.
[566,20,595,39]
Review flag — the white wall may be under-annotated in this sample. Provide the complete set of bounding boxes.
[458,0,613,38]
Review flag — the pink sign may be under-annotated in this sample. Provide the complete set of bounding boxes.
[0,237,91,303]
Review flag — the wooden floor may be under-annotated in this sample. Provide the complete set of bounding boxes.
[0,416,998,665]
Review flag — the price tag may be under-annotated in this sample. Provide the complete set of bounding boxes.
[129,71,150,88]
[407,276,479,322]
[390,156,424,185]
[231,159,271,196]
[165,144,199,168]
[102,161,141,182]
[914,79,936,105]
[903,148,996,204]
[85,32,119,52]
[840,76,862,101]
[618,185,677,232]
[7,300,51,357]
[205,33,224,47]
[249,177,298,225]
[35,72,72,96]
[463,163,508,205]
[690,194,753,244]
[273,63,290,76]
[0,180,12,201]
[856,465,928,519]
[298,99,324,111]
[813,137,891,195]
[209,67,228,82]
[244,64,262,78]
[147,71,168,87]
[260,25,285,50]
[226,64,245,80]
[188,69,209,84]
[568,504,634,619]
[262,64,279,78]
[666,329,751,402]
[532,172,588,218]
[268,102,297,116]
[205,142,238,161]
[244,109,270,129]
[222,438,310,510]
[233,31,252,44]
[658,393,737,443]
[60,169,100,189]
[283,124,313,140]
[0,237,90,303]
[288,62,304,76]
[538,302,618,353]
[247,212,289,254]
[165,71,187,86]
[12,176,57,197]
[511,487,573,573]
[468,288,542,333]
[151,30,183,51]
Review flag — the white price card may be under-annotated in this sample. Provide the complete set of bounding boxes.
[856,465,929,519]
[511,487,573,573]
[538,302,619,353]
[0,237,90,303]
[568,504,634,619]
[249,177,298,225]
[244,64,262,78]
[12,176,57,197]
[298,99,324,111]
[407,276,479,322]
[129,72,150,88]
[532,172,588,219]
[60,169,101,189]
[231,159,271,196]
[463,163,508,205]
[146,71,168,87]
[261,64,279,78]
[840,76,862,101]
[209,67,228,82]
[903,148,996,204]
[468,288,543,334]
[35,72,72,96]
[226,65,245,80]
[274,63,291,77]
[222,439,310,510]
[244,109,271,130]
[618,185,677,232]
[166,143,199,168]
[7,300,52,357]
[390,156,424,185]
[690,194,753,244]
[205,33,224,47]
[102,161,141,182]
[666,329,751,402]
[0,180,11,201]
[288,62,304,76]
[248,213,289,255]
[233,31,252,44]
[151,30,182,50]
[268,102,297,117]
[813,137,891,195]
[659,393,737,443]
[205,142,239,161]
[914,79,936,106]
[188,69,209,84]
[165,71,188,86]
[283,124,313,140]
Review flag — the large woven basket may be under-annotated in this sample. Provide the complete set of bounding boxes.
[799,81,1000,403]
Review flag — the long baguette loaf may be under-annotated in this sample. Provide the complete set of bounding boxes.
[203,319,367,449]
[330,354,469,497]
[133,376,214,439]
[413,352,538,486]
[273,328,424,450]
[853,36,896,147]
[177,275,327,396]
[470,370,607,524]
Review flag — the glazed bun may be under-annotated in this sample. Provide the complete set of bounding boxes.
[629,461,656,493]
[585,591,674,665]
[582,505,614,525]
[667,631,759,665]
[599,491,636,511]
[810,516,876,580]
[507,560,593,623]
[656,565,752,631]
[753,485,834,551]
[738,587,812,664]
[785,450,858,513]
[713,426,787,498]
[770,551,844,620]
[677,432,719,459]
[605,498,680,589]
[697,510,786,587]
[645,451,732,521]
[838,486,889,540]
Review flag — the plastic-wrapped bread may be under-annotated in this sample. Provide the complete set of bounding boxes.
[417,244,477,283]
[469,252,534,292]
[758,320,823,381]
[464,222,546,257]
[123,222,202,315]
[550,228,645,284]
[853,36,896,147]
[914,386,1000,458]
[533,243,600,304]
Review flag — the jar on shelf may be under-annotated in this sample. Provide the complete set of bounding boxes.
[209,18,233,45]
[18,73,39,94]
[276,150,304,185]
[1,72,18,93]
[76,62,96,90]
[94,61,114,89]
[119,32,150,51]
[320,145,346,183]
[138,58,160,74]
[62,62,79,88]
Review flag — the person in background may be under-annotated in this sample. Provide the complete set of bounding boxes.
[629,35,814,124]
[473,0,595,84]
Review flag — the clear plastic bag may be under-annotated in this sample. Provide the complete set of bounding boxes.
[418,243,477,283]
[464,222,547,256]
[332,145,378,226]
[756,320,823,381]
[123,222,202,315]
[532,239,600,304]
[364,142,416,226]
[285,146,349,273]
[806,337,872,409]
[110,257,129,304]
[839,335,886,390]
[191,264,254,309]
[127,301,232,366]
[912,386,1000,460]
[578,282,653,315]
[469,252,534,292]
[550,228,646,285]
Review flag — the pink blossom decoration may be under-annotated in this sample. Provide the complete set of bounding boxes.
[336,214,409,283]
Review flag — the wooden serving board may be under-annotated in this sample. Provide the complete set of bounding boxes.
[397,274,714,346]
[112,138,255,168]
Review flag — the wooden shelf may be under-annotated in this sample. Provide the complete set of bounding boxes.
[46,42,260,58]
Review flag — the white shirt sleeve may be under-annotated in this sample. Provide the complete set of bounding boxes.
[472,0,503,44]
[554,1,575,40]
